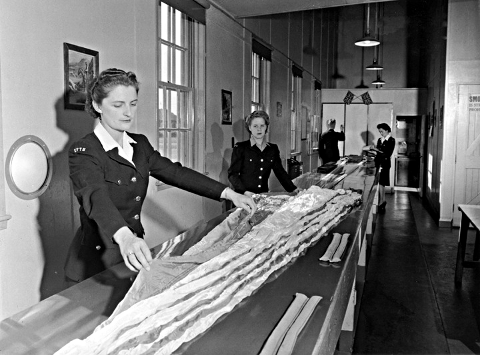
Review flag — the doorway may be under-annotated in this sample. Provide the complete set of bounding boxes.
[394,115,422,189]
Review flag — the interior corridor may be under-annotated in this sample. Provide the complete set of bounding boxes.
[352,191,480,354]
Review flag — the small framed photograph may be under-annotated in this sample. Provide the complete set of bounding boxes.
[221,89,232,125]
[64,43,99,110]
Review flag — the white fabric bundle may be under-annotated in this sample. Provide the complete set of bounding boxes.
[260,293,322,355]
[319,233,350,263]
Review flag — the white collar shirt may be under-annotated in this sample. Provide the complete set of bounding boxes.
[380,134,391,143]
[94,123,137,166]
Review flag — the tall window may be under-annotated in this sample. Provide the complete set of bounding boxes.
[309,80,322,154]
[251,52,261,112]
[158,2,205,168]
[251,39,271,113]
[290,65,302,153]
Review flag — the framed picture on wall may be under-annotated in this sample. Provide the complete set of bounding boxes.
[221,89,232,125]
[63,43,99,110]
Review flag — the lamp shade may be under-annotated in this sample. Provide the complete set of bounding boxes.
[355,35,380,47]
[366,60,383,70]
[355,4,380,47]
[372,77,385,85]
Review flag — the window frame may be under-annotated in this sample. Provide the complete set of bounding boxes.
[157,2,205,173]
[290,73,302,155]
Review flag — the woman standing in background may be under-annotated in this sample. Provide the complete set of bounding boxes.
[228,110,299,196]
[370,122,395,213]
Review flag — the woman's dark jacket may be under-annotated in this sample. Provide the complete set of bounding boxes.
[228,140,296,194]
[65,132,226,281]
[374,136,396,169]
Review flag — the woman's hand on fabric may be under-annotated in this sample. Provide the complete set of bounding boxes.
[113,227,153,273]
[226,188,257,216]
[293,188,303,195]
[244,191,254,197]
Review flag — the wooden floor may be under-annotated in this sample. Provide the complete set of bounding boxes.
[352,191,480,355]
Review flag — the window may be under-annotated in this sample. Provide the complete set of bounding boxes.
[251,39,271,113]
[158,2,205,169]
[309,81,322,154]
[251,52,261,112]
[290,65,302,154]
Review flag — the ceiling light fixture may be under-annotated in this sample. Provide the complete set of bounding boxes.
[372,72,385,86]
[355,3,380,47]
[366,3,383,70]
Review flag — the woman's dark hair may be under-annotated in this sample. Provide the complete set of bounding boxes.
[85,68,140,119]
[245,110,270,133]
[377,123,391,133]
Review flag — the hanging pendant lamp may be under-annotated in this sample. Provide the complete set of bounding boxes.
[356,48,369,88]
[372,71,385,86]
[366,44,383,70]
[355,3,380,47]
[366,3,383,70]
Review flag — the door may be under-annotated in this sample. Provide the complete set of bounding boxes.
[394,116,422,188]
[453,85,480,225]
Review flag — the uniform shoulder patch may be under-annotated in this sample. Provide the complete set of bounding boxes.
[72,146,87,153]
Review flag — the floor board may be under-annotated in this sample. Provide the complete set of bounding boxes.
[353,191,480,355]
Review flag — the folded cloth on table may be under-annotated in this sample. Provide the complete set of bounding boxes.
[260,293,322,355]
[319,233,350,263]
[259,293,308,355]
[277,295,322,355]
[331,233,350,262]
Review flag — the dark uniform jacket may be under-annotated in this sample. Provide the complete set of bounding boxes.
[228,140,296,194]
[65,132,226,281]
[374,136,396,169]
[374,136,396,186]
[318,129,345,164]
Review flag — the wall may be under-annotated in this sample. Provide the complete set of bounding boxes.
[241,8,338,178]
[0,0,157,320]
[421,0,447,219]
[440,0,480,226]
[0,0,339,320]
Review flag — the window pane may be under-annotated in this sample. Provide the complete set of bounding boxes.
[174,48,185,85]
[160,44,169,82]
[160,3,170,41]
[178,90,188,129]
[158,88,165,128]
[178,130,188,165]
[167,131,178,162]
[170,90,178,129]
[252,77,259,102]
[175,11,184,46]
[158,131,165,156]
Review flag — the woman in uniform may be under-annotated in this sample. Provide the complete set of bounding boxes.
[370,122,396,212]
[65,68,256,282]
[228,110,299,197]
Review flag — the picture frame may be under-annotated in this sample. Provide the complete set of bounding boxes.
[221,89,232,125]
[63,43,99,110]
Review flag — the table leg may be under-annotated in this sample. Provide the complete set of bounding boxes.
[455,213,469,287]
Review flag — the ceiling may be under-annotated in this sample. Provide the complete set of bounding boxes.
[210,0,397,18]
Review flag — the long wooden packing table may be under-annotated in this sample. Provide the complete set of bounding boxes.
[0,164,378,354]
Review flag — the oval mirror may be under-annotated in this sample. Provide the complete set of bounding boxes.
[5,135,53,200]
